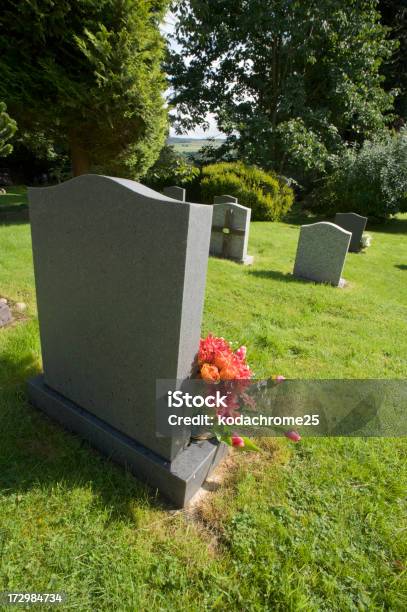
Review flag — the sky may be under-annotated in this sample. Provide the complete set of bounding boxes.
[161,12,223,139]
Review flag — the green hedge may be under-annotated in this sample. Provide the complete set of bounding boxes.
[200,162,294,220]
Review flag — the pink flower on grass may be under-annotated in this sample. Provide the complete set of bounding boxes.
[235,345,247,361]
[231,435,245,448]
[285,430,301,442]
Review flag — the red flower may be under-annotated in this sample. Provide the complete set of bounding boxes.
[198,335,252,381]
[231,435,245,447]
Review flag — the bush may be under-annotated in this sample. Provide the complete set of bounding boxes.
[143,145,199,192]
[200,162,294,220]
[311,129,407,218]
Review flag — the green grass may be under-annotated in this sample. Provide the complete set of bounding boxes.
[0,210,406,610]
[0,186,28,212]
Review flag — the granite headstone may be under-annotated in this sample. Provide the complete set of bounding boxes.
[210,195,253,264]
[163,186,186,201]
[334,212,367,252]
[27,175,227,506]
[293,221,351,286]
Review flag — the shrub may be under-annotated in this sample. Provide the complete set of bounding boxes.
[200,162,294,221]
[311,129,407,218]
[143,145,199,192]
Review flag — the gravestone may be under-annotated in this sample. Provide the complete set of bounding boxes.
[27,175,227,506]
[210,195,253,264]
[293,222,351,286]
[163,185,186,201]
[0,302,12,326]
[334,212,367,252]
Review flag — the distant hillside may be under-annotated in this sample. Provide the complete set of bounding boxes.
[167,137,225,155]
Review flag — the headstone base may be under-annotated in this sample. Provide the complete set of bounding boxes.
[293,274,347,288]
[212,253,254,265]
[27,375,228,507]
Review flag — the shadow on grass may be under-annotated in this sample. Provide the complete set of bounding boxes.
[282,204,407,234]
[371,217,407,234]
[0,207,29,225]
[282,205,325,226]
[0,353,174,521]
[395,264,407,271]
[248,269,304,284]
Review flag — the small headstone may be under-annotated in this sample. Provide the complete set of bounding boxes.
[27,175,227,506]
[210,195,253,265]
[334,212,367,252]
[0,302,13,327]
[0,188,6,195]
[163,186,186,201]
[293,222,351,286]
[15,302,27,312]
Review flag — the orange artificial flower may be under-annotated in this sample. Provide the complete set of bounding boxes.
[200,363,220,383]
[219,365,238,381]
[214,351,232,371]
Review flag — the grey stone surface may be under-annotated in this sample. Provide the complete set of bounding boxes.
[28,174,213,462]
[210,196,253,264]
[163,186,186,201]
[334,212,367,252]
[0,302,12,326]
[214,195,238,204]
[28,375,228,507]
[293,222,351,286]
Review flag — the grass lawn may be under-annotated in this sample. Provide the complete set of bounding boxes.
[0,203,406,610]
[0,186,28,212]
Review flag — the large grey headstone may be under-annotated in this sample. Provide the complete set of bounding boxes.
[210,196,253,265]
[334,212,367,252]
[163,186,186,201]
[28,175,214,470]
[293,222,351,286]
[0,302,13,326]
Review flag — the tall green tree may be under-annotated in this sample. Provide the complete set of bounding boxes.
[0,0,169,177]
[169,0,396,183]
[0,101,17,158]
[379,0,407,121]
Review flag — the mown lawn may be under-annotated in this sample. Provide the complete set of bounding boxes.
[0,186,28,212]
[0,199,406,611]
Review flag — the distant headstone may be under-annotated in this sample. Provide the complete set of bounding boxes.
[334,212,367,252]
[0,188,6,195]
[0,302,12,326]
[163,186,186,201]
[293,222,351,286]
[210,195,253,264]
[27,175,227,506]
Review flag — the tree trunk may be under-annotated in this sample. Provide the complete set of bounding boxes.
[69,135,90,176]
